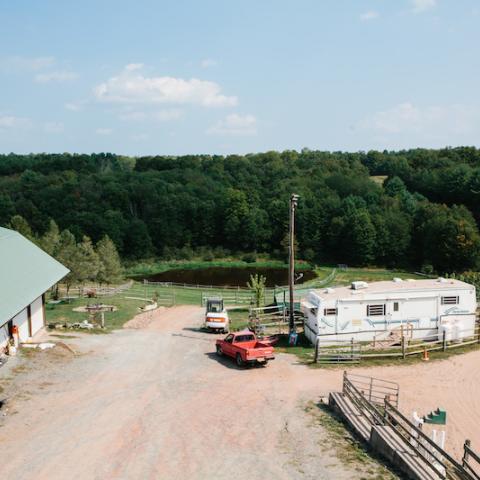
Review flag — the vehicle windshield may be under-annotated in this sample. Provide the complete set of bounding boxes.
[234,334,255,342]
[207,300,223,313]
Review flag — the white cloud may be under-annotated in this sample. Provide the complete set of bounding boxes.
[1,56,55,72]
[65,100,86,112]
[43,122,64,134]
[35,71,78,83]
[125,63,144,71]
[0,115,30,129]
[118,111,147,121]
[359,102,479,137]
[118,109,182,122]
[153,109,183,121]
[360,11,380,21]
[207,113,257,136]
[96,128,113,135]
[410,0,436,13]
[201,58,218,68]
[94,64,237,107]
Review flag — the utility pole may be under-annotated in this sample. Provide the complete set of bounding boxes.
[289,193,299,337]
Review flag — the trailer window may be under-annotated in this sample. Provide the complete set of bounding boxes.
[441,296,459,305]
[367,304,385,316]
[393,302,399,312]
[323,308,337,316]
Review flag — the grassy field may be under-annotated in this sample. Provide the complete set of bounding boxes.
[315,266,425,286]
[45,294,147,331]
[125,258,314,277]
[47,264,430,333]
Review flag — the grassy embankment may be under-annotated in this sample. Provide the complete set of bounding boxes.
[124,258,314,277]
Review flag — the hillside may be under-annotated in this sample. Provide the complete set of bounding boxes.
[1,148,480,273]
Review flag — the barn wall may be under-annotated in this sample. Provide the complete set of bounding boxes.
[13,308,29,342]
[0,323,9,351]
[30,296,44,337]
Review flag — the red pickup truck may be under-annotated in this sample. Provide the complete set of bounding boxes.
[216,330,275,367]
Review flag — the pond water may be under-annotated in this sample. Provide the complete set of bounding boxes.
[137,266,317,287]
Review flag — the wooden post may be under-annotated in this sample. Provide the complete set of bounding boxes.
[314,338,319,363]
[350,337,354,361]
[463,439,471,467]
[401,335,406,359]
[443,329,447,351]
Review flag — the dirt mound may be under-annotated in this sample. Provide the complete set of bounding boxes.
[123,307,166,329]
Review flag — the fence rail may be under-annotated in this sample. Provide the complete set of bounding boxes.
[58,281,133,298]
[463,440,480,480]
[314,324,480,363]
[342,372,473,480]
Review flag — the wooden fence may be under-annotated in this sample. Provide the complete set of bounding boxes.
[342,372,474,480]
[248,305,303,335]
[314,324,480,363]
[463,440,480,480]
[58,281,133,298]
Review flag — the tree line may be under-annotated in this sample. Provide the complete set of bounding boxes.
[8,215,123,291]
[1,148,480,274]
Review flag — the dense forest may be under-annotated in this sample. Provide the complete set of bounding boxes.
[1,147,480,274]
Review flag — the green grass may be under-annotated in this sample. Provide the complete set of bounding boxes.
[227,308,250,331]
[124,258,313,277]
[45,294,147,331]
[305,401,398,479]
[276,332,480,368]
[314,266,425,288]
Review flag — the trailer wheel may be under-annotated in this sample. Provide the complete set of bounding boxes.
[216,345,223,356]
[236,353,244,367]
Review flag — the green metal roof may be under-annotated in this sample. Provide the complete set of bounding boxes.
[0,227,69,326]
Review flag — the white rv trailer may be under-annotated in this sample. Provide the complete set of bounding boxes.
[302,278,477,344]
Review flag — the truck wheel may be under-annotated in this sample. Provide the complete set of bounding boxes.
[236,353,244,367]
[216,345,223,356]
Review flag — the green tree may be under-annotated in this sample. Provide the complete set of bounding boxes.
[96,235,123,284]
[76,236,101,286]
[247,274,267,308]
[8,215,34,240]
[55,229,79,298]
[39,219,60,256]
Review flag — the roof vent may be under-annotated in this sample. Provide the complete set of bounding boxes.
[437,277,448,283]
[393,277,403,283]
[351,281,368,290]
[324,288,335,294]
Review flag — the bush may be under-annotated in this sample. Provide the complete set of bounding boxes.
[242,252,257,263]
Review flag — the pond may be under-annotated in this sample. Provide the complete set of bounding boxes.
[136,266,317,287]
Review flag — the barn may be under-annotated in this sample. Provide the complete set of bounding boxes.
[302,278,478,344]
[0,227,69,352]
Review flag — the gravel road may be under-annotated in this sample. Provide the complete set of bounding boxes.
[0,306,390,480]
[1,305,478,479]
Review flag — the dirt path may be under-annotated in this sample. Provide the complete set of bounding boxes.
[0,306,478,478]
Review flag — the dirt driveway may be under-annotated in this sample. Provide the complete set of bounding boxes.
[0,306,394,480]
[1,306,479,479]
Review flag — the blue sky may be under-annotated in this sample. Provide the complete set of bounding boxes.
[1,0,479,155]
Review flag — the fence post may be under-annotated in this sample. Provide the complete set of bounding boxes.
[463,439,471,468]
[314,338,319,363]
[350,337,354,361]
[443,330,447,352]
[401,335,406,359]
